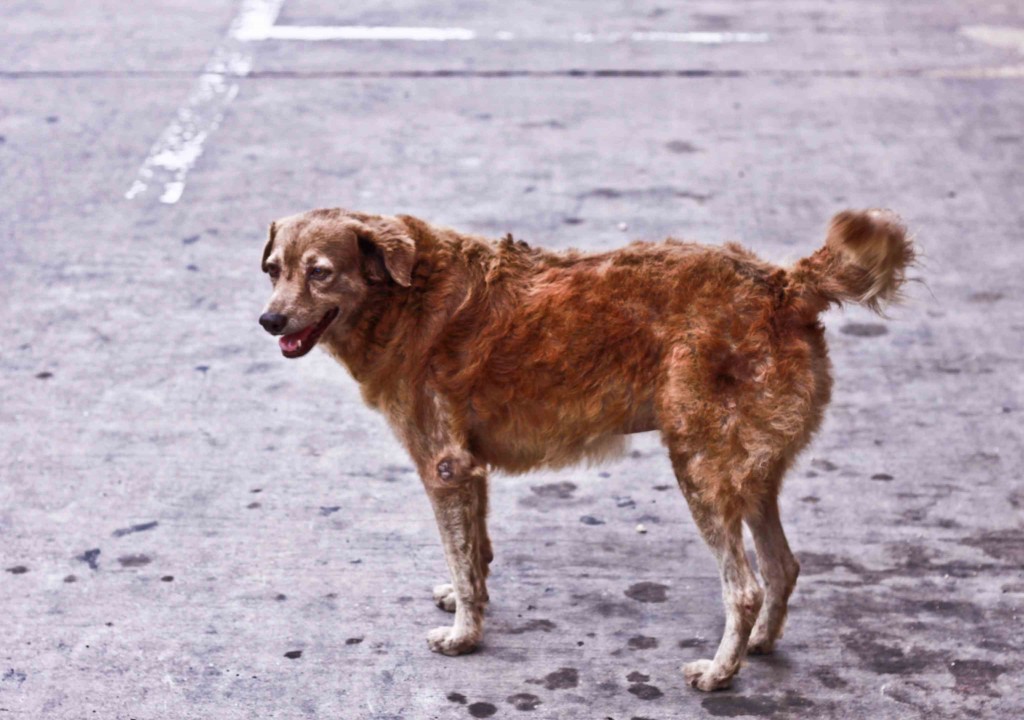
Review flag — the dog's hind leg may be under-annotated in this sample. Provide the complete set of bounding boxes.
[745,493,800,654]
[418,446,491,656]
[670,451,763,691]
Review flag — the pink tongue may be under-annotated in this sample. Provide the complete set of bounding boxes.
[279,323,315,352]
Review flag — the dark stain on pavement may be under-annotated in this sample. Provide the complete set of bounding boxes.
[813,667,849,689]
[319,506,341,516]
[506,693,542,711]
[702,690,814,716]
[627,671,650,682]
[284,650,302,659]
[871,473,894,481]
[345,637,363,645]
[76,548,101,570]
[527,667,579,690]
[5,566,28,574]
[625,582,668,603]
[117,554,151,568]
[628,683,663,700]
[447,692,467,704]
[842,634,938,674]
[580,515,605,525]
[112,521,158,537]
[960,528,1024,564]
[468,702,497,717]
[949,659,1006,696]
[507,619,556,634]
[666,140,700,153]
[36,371,53,379]
[840,322,888,337]
[529,482,577,499]
[628,635,658,650]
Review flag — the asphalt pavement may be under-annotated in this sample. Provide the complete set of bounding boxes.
[1,1,1022,718]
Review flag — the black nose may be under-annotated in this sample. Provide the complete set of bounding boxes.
[259,312,288,335]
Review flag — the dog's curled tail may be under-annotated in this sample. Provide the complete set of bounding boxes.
[788,209,916,318]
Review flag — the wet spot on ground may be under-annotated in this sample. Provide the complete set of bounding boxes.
[76,548,101,570]
[161,575,174,582]
[968,291,1003,303]
[527,667,579,690]
[871,473,894,481]
[35,371,53,379]
[625,582,668,603]
[447,692,467,704]
[842,634,938,674]
[2,669,27,685]
[117,554,151,568]
[5,566,28,574]
[507,619,556,634]
[702,690,814,717]
[345,637,363,645]
[960,528,1024,564]
[506,693,542,711]
[814,667,848,689]
[319,506,341,516]
[183,234,200,244]
[64,575,77,583]
[666,139,700,153]
[626,671,650,682]
[840,323,888,337]
[628,683,663,700]
[627,635,658,650]
[112,521,158,537]
[468,701,497,717]
[530,482,577,499]
[284,650,302,659]
[949,659,1006,696]
[580,515,605,525]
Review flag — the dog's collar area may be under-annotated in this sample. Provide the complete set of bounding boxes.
[279,308,339,358]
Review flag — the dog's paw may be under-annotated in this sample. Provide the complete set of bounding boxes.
[426,626,478,656]
[747,631,776,656]
[432,583,457,613]
[682,659,733,692]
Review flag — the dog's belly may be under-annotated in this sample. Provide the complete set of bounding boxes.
[467,395,656,473]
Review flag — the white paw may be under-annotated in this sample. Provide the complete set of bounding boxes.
[426,626,478,656]
[432,583,457,612]
[682,659,733,692]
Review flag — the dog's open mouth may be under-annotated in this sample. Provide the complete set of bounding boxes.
[279,308,339,359]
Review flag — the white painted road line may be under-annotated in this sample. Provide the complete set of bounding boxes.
[125,0,284,204]
[235,25,769,44]
[126,2,769,204]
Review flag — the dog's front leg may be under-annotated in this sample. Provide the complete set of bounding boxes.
[420,447,491,656]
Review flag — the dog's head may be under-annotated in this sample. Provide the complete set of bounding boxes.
[258,209,416,358]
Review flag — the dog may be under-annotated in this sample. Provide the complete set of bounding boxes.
[257,208,914,691]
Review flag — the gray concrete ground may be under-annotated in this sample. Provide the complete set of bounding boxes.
[1,1,1022,718]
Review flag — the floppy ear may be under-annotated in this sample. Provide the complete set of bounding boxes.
[354,217,416,287]
[261,221,277,271]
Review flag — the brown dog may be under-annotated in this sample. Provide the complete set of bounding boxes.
[258,208,914,691]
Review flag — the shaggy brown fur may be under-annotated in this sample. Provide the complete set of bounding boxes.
[258,208,914,691]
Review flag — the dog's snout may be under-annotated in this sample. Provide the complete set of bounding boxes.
[259,312,288,335]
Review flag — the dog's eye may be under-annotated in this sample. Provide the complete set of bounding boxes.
[308,267,331,280]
